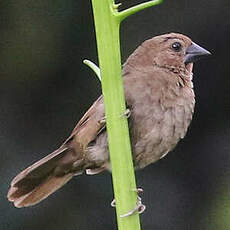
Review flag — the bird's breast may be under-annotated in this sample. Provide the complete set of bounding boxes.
[124,72,195,169]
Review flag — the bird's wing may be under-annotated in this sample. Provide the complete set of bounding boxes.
[63,95,106,149]
[8,95,106,207]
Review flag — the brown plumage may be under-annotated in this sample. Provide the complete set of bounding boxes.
[7,33,210,208]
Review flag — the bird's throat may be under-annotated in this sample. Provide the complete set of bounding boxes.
[185,63,193,74]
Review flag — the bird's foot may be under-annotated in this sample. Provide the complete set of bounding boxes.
[102,109,130,123]
[111,199,116,207]
[99,117,106,124]
[132,187,144,195]
[120,200,146,218]
[110,187,146,217]
[121,108,131,118]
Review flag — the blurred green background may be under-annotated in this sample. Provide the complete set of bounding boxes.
[0,0,229,229]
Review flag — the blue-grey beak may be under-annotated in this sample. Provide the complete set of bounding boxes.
[185,42,211,64]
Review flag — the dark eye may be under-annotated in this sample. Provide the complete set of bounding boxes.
[171,42,182,52]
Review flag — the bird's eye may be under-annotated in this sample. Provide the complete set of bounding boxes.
[171,42,182,52]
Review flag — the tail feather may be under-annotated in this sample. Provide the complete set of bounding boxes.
[11,147,68,186]
[10,173,73,208]
[7,146,79,208]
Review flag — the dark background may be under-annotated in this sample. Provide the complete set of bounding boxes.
[0,0,229,229]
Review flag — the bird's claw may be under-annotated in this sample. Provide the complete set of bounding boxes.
[101,109,130,124]
[99,117,106,124]
[132,187,144,194]
[121,108,131,118]
[120,199,146,218]
[111,199,116,207]
[111,187,146,218]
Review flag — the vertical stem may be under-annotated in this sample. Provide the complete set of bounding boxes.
[91,1,141,230]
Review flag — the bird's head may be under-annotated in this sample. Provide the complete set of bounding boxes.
[126,33,211,76]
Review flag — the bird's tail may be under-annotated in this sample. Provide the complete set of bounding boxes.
[7,146,81,208]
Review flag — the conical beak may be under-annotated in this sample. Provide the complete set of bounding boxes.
[185,42,211,64]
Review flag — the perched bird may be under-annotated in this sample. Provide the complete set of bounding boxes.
[8,33,210,208]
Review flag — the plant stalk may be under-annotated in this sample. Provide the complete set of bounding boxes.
[90,0,163,230]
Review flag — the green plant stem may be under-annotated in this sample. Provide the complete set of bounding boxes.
[90,1,163,230]
[91,1,140,230]
[116,0,163,22]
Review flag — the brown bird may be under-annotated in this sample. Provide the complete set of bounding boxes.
[7,33,210,208]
